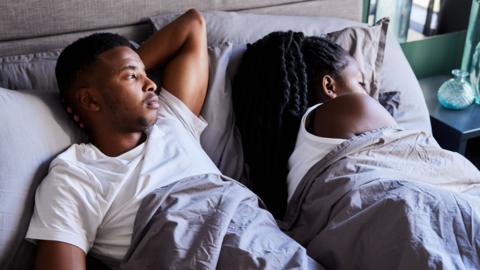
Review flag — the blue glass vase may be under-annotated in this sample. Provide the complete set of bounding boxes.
[437,69,475,110]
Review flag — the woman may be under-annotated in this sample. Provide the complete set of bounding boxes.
[232,31,480,270]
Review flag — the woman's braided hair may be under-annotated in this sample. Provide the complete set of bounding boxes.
[232,31,350,218]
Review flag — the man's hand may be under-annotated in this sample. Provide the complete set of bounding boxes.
[137,9,208,116]
[35,241,86,270]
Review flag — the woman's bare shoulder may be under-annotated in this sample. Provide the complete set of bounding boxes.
[310,93,397,139]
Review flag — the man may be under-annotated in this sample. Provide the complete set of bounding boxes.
[27,10,219,269]
[26,9,217,269]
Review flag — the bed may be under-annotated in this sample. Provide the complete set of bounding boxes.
[0,0,439,269]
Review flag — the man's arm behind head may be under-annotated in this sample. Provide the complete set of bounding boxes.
[137,9,208,116]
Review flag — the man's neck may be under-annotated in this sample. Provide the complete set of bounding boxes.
[90,130,146,157]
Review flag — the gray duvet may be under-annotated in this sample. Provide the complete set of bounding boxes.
[281,128,480,270]
[120,174,322,270]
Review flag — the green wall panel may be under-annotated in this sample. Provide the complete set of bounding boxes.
[400,31,466,79]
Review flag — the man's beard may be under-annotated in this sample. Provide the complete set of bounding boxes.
[137,116,152,128]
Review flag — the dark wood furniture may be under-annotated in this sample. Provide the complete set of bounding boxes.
[419,75,480,166]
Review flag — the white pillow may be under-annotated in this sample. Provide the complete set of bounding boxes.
[0,88,86,268]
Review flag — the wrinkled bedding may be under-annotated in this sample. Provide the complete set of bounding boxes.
[281,128,480,270]
[120,174,322,270]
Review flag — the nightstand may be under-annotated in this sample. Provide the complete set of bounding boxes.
[419,75,480,167]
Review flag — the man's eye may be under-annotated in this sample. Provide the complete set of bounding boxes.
[128,74,137,80]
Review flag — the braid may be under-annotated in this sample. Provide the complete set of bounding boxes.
[232,31,350,218]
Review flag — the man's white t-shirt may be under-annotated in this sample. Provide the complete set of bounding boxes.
[26,89,220,260]
[287,103,345,201]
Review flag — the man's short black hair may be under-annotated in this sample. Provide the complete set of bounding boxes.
[55,33,135,100]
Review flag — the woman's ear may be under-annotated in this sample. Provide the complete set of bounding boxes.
[77,88,100,112]
[321,74,339,100]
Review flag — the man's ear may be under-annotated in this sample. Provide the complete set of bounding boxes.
[321,75,339,100]
[76,88,101,112]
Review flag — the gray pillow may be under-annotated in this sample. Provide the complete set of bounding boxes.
[0,88,86,268]
[0,41,139,92]
[151,11,366,45]
[200,43,245,181]
[0,50,60,91]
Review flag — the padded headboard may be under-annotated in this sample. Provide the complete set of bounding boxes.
[0,0,362,56]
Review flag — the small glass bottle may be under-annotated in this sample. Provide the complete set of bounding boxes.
[437,69,475,110]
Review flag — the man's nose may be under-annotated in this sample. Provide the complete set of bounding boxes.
[143,76,157,93]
